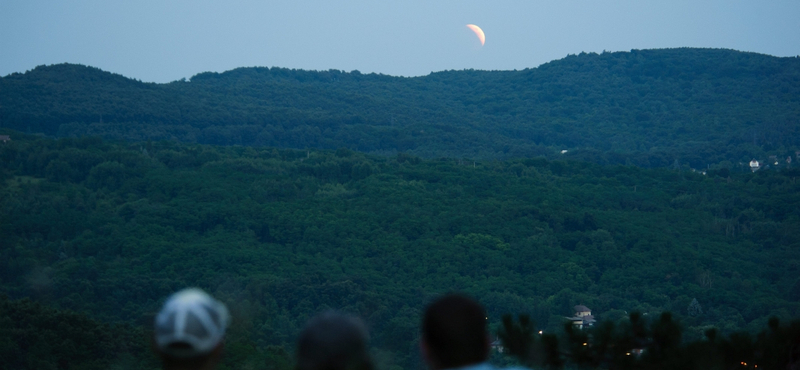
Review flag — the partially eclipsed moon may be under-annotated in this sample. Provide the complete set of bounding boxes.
[466,24,485,46]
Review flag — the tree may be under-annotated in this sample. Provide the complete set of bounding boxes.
[687,298,703,317]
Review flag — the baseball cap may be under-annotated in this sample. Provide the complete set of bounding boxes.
[154,288,230,358]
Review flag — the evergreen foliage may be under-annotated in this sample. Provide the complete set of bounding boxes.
[688,298,703,317]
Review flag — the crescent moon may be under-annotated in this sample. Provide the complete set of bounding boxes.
[466,24,485,46]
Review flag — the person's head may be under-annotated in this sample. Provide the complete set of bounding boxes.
[295,312,373,370]
[153,288,230,370]
[421,294,489,369]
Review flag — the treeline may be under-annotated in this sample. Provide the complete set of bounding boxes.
[0,295,154,370]
[2,48,799,167]
[1,133,799,369]
[0,294,290,370]
[3,294,798,369]
[498,313,800,369]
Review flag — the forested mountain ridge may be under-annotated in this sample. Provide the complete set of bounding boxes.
[1,132,799,368]
[2,48,799,167]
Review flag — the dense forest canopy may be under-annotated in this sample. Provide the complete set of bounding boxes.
[1,132,799,368]
[2,47,799,369]
[2,48,799,168]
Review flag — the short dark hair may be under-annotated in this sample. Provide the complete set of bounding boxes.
[296,312,373,370]
[422,294,488,368]
[157,342,223,370]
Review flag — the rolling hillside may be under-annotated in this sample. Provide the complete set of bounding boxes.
[2,48,799,168]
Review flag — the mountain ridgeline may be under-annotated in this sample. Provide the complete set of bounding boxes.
[2,48,799,168]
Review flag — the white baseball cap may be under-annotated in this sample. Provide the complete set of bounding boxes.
[154,288,230,358]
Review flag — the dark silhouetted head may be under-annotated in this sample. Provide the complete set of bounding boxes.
[296,312,374,370]
[422,294,489,369]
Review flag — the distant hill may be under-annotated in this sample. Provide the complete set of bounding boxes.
[2,48,799,167]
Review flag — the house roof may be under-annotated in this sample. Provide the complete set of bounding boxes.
[574,305,591,313]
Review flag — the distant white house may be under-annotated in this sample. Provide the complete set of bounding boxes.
[749,159,760,172]
[561,150,569,154]
[567,305,596,329]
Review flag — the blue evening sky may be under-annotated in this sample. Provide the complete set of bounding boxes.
[2,0,799,83]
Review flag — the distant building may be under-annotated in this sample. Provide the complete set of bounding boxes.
[0,135,9,143]
[567,305,596,329]
[630,348,645,357]
[690,169,707,175]
[561,150,569,154]
[749,159,760,172]
[490,339,504,353]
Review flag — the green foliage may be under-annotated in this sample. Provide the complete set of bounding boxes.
[687,298,703,317]
[498,313,800,369]
[497,314,535,361]
[1,134,799,369]
[0,295,156,370]
[2,48,799,167]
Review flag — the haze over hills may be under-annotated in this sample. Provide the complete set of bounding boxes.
[2,48,799,168]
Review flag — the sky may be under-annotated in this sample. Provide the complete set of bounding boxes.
[2,0,799,83]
